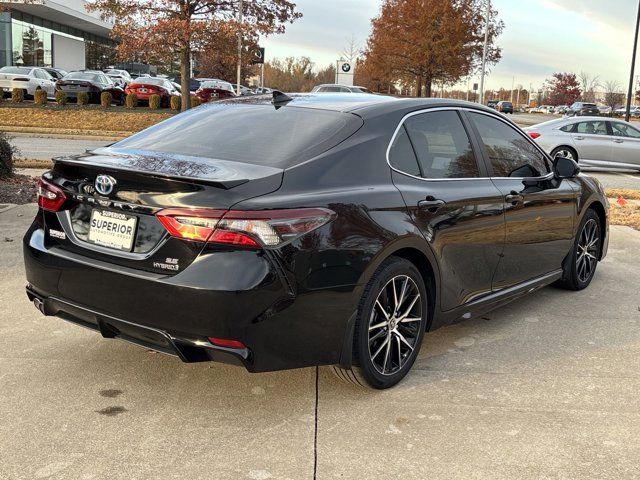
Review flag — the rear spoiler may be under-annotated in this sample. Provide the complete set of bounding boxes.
[52,155,251,190]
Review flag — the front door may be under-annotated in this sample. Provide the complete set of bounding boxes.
[388,109,505,311]
[466,111,577,289]
[609,121,640,168]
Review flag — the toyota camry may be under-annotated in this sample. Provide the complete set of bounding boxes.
[24,93,609,389]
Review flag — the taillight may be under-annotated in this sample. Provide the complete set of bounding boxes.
[37,178,67,212]
[528,132,541,139]
[208,337,246,349]
[156,208,334,248]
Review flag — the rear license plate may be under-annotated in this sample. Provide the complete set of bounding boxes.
[88,209,137,251]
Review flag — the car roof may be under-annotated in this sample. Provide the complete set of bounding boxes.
[218,93,503,119]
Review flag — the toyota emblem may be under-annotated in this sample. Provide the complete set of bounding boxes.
[95,174,117,196]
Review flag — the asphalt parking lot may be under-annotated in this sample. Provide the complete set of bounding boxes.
[1,203,640,479]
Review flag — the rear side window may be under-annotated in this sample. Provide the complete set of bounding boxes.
[388,126,420,176]
[469,112,549,178]
[112,104,363,168]
[574,121,608,135]
[404,111,479,179]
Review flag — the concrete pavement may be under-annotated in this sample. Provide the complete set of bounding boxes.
[1,203,640,479]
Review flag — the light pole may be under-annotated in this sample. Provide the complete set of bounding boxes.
[236,0,244,96]
[478,0,490,105]
[625,0,640,122]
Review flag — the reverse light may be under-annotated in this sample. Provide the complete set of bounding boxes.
[528,132,541,139]
[37,178,67,212]
[208,337,246,349]
[156,208,334,248]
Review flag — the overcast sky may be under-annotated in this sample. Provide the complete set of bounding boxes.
[261,0,640,91]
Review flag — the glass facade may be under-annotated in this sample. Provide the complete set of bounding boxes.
[0,10,114,69]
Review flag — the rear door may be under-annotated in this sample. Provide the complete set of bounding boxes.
[389,108,505,311]
[566,119,613,163]
[466,110,577,289]
[609,121,640,168]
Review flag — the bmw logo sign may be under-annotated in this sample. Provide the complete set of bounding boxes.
[341,63,351,73]
[95,174,117,196]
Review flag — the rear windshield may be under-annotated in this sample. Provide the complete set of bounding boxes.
[0,66,32,74]
[111,104,363,168]
[134,77,164,85]
[66,73,98,81]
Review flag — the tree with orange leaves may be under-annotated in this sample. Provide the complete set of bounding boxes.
[87,0,301,110]
[359,0,503,97]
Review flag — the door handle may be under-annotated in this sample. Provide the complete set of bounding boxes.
[417,198,445,212]
[505,192,524,205]
[574,136,585,140]
[613,139,624,143]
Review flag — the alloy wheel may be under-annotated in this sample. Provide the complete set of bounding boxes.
[555,148,576,160]
[368,275,423,376]
[576,219,599,283]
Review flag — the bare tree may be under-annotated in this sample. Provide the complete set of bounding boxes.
[603,80,625,115]
[341,34,362,64]
[579,71,600,103]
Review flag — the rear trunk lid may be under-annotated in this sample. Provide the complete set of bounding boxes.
[45,147,283,274]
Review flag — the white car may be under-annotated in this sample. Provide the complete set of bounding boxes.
[614,106,640,117]
[524,116,640,171]
[0,66,57,98]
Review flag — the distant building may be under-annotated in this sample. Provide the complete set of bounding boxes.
[0,0,114,71]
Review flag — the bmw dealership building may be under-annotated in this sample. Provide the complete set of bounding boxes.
[0,0,114,71]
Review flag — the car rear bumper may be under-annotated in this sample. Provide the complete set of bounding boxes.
[23,223,356,372]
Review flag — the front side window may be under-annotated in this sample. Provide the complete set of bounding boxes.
[403,110,479,179]
[611,122,640,139]
[469,112,549,178]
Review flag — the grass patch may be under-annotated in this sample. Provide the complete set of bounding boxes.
[0,103,173,135]
[609,203,640,230]
[605,188,640,201]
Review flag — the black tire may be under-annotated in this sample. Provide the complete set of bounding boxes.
[551,146,578,162]
[556,209,601,290]
[332,257,428,389]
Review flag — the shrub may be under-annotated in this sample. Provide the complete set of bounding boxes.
[55,90,67,106]
[34,89,47,106]
[11,88,24,103]
[148,94,161,110]
[100,91,112,109]
[190,96,201,107]
[170,95,181,111]
[0,131,17,179]
[77,91,89,106]
[125,93,138,109]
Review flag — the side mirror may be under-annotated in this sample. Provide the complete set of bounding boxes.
[553,155,580,179]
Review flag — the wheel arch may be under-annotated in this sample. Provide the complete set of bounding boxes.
[585,200,607,260]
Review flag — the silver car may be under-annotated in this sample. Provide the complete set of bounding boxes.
[0,66,57,98]
[524,116,640,171]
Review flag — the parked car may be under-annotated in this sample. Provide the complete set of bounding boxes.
[311,84,370,93]
[172,77,202,95]
[525,116,640,171]
[486,100,498,109]
[496,101,513,114]
[614,106,640,117]
[25,95,609,389]
[253,86,273,95]
[0,66,56,98]
[565,102,600,117]
[231,84,255,96]
[598,106,612,115]
[56,71,125,104]
[104,69,133,88]
[195,80,236,102]
[554,105,569,115]
[43,67,68,81]
[125,77,181,106]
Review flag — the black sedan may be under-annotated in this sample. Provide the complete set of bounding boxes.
[24,94,609,389]
[56,71,125,104]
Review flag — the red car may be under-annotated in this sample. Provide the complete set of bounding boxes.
[195,80,237,103]
[124,77,180,106]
